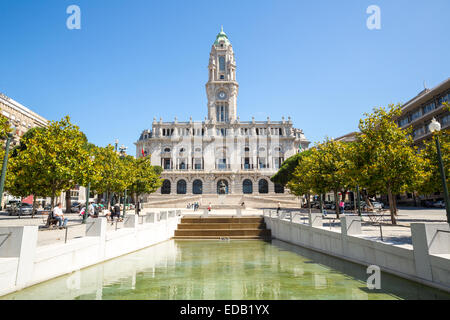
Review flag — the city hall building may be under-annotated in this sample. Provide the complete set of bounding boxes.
[135,28,309,207]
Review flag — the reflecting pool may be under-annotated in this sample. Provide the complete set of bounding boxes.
[2,240,450,300]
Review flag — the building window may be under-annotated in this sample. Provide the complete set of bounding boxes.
[258,157,267,169]
[161,180,171,194]
[410,109,422,122]
[216,104,228,122]
[275,183,285,194]
[438,93,450,106]
[243,179,253,194]
[399,117,409,127]
[163,158,171,170]
[273,157,284,169]
[193,180,203,194]
[217,158,228,170]
[423,102,435,114]
[219,56,225,71]
[193,158,203,170]
[244,147,250,152]
[258,179,268,194]
[177,180,187,194]
[163,147,171,153]
[441,114,450,126]
[413,126,425,138]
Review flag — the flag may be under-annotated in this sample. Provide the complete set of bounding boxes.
[141,147,145,157]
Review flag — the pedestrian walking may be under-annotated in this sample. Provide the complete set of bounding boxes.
[339,200,345,215]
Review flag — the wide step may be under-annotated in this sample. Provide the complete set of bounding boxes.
[174,216,271,240]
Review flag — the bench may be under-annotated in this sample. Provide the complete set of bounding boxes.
[41,211,59,228]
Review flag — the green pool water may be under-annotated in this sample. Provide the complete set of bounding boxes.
[2,239,450,300]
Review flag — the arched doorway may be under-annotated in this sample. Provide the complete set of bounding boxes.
[217,179,229,194]
[193,179,203,194]
[177,180,187,194]
[258,179,268,194]
[161,180,171,194]
[243,179,253,194]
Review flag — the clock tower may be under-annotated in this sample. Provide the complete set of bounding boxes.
[206,27,239,122]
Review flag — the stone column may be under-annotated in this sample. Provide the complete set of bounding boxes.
[0,226,38,288]
[308,212,323,227]
[340,216,362,236]
[124,214,138,229]
[411,223,450,281]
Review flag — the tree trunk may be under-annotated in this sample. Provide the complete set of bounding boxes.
[393,194,398,216]
[31,195,37,219]
[134,192,138,215]
[65,189,71,214]
[106,191,110,210]
[47,189,56,227]
[306,193,311,214]
[334,190,340,218]
[387,188,397,225]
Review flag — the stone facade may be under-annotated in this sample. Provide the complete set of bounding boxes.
[135,28,309,198]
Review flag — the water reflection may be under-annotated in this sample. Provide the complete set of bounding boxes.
[2,240,450,300]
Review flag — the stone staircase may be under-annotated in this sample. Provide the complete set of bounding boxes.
[173,216,272,240]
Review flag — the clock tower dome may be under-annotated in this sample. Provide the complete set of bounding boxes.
[206,26,239,122]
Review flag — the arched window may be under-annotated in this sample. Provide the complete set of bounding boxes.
[163,147,171,153]
[177,180,187,194]
[275,183,284,194]
[258,179,268,194]
[243,179,253,194]
[193,180,203,195]
[217,180,229,194]
[161,180,171,194]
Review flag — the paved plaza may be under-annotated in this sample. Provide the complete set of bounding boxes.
[0,207,447,248]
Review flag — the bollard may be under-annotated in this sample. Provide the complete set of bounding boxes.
[160,211,168,220]
[145,212,156,223]
[0,226,38,287]
[124,214,138,229]
[308,212,323,227]
[411,223,450,281]
[340,215,362,236]
[85,217,107,237]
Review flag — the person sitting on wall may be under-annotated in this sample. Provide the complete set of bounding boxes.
[53,203,68,229]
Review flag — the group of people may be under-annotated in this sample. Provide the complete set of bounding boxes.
[50,201,125,229]
[187,202,200,211]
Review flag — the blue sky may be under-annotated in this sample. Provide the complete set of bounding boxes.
[0,0,449,153]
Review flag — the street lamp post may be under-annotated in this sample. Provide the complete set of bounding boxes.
[0,126,16,208]
[429,118,450,223]
[356,185,361,216]
[115,139,118,152]
[119,144,128,219]
[82,155,95,224]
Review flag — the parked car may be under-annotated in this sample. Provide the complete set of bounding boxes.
[432,200,445,208]
[372,201,384,209]
[5,199,21,211]
[71,201,82,213]
[423,200,434,208]
[9,203,33,216]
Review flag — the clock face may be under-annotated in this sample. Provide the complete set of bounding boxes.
[217,91,227,100]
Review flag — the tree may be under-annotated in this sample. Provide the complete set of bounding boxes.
[6,116,91,224]
[271,153,305,186]
[353,104,424,224]
[128,156,163,214]
[89,145,134,209]
[285,150,316,210]
[306,139,353,218]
